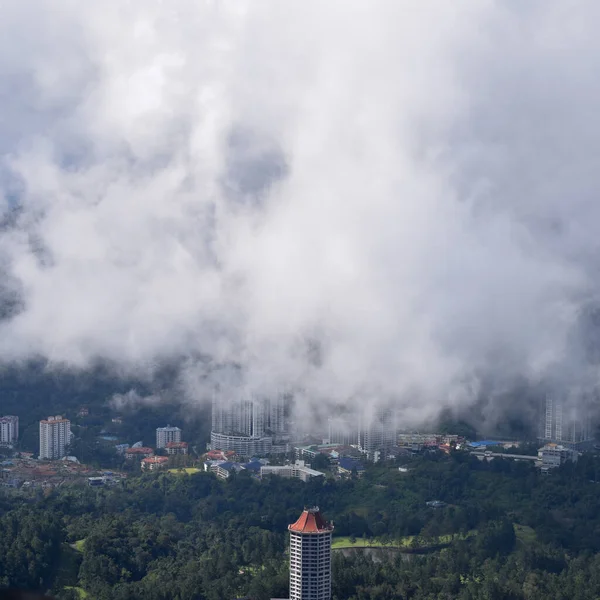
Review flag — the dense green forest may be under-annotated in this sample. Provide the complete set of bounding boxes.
[3,451,600,599]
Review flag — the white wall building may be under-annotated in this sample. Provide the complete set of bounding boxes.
[210,431,272,457]
[358,406,396,461]
[538,443,578,470]
[39,416,73,460]
[541,392,594,448]
[288,507,333,600]
[210,388,289,456]
[0,416,19,446]
[327,417,358,446]
[156,425,182,449]
[261,461,324,483]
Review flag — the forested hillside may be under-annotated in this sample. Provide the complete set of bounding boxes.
[2,452,600,599]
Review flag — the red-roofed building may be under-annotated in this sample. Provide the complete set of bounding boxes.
[125,447,154,460]
[166,441,188,455]
[205,449,236,461]
[288,507,333,600]
[141,456,169,471]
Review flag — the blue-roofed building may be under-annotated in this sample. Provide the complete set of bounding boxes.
[468,440,502,448]
[338,457,365,477]
[242,460,262,474]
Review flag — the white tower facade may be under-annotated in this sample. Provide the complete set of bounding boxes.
[0,416,19,446]
[541,392,594,448]
[39,416,72,459]
[156,425,182,449]
[358,406,396,461]
[328,416,359,446]
[288,507,333,600]
[210,388,289,455]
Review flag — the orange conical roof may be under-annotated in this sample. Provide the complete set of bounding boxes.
[288,507,333,533]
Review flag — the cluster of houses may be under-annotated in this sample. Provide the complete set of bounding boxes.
[203,447,365,482]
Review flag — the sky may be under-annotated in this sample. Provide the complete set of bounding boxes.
[1,1,600,429]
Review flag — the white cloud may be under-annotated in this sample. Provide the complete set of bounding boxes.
[0,1,598,427]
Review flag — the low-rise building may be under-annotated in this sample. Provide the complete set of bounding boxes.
[241,460,263,475]
[166,441,188,455]
[204,460,244,480]
[141,456,169,471]
[115,443,130,455]
[205,449,237,461]
[337,457,365,477]
[538,443,578,470]
[125,447,154,460]
[261,460,324,483]
[294,443,362,462]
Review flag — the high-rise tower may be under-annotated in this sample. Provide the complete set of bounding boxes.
[358,406,396,461]
[156,425,182,449]
[288,506,333,600]
[540,392,594,449]
[39,416,73,460]
[0,415,19,446]
[210,389,289,456]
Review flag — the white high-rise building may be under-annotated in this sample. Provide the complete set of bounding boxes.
[358,406,396,461]
[39,416,73,460]
[541,392,594,449]
[327,416,359,446]
[156,425,182,449]
[288,507,333,600]
[0,416,19,446]
[210,388,289,456]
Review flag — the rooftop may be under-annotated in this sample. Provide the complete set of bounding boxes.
[40,416,70,424]
[468,440,502,448]
[338,457,364,471]
[288,507,333,534]
[142,456,169,464]
[125,447,154,454]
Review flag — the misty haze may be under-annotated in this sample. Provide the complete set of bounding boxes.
[0,2,599,437]
[2,3,600,600]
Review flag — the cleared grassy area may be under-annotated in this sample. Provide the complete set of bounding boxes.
[167,467,201,475]
[332,537,383,549]
[55,543,82,588]
[238,565,265,575]
[332,531,476,550]
[514,523,536,544]
[64,586,88,599]
[72,539,86,552]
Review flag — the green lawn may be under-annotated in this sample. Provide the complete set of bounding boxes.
[332,530,476,550]
[514,523,536,544]
[332,526,532,552]
[167,467,201,475]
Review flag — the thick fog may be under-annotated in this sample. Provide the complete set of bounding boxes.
[1,1,599,430]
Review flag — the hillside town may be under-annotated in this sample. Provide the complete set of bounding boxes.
[0,391,587,490]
